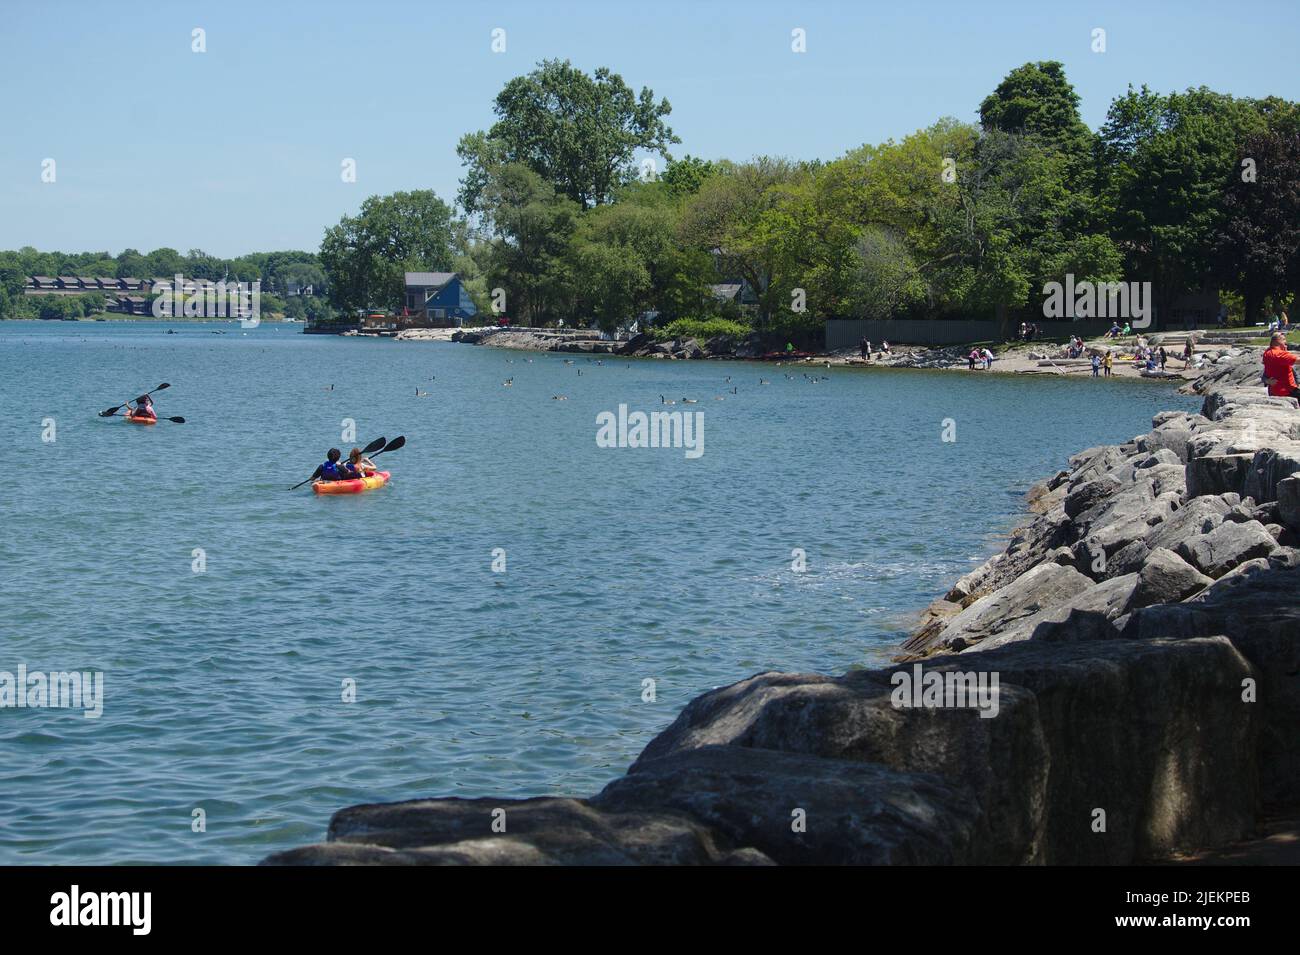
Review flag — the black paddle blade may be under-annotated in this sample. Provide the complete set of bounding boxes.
[375,435,405,455]
[154,383,171,391]
[361,436,387,454]
[167,416,185,424]
[98,406,122,417]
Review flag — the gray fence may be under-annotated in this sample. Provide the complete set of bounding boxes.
[825,318,1123,350]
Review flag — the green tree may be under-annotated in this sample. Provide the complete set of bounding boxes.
[458,59,679,212]
[1216,129,1300,321]
[478,164,579,325]
[319,190,457,313]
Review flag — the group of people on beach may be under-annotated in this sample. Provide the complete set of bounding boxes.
[310,447,379,483]
[857,337,891,360]
[967,347,995,370]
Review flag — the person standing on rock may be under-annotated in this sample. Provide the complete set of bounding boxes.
[1103,350,1113,377]
[1262,332,1300,398]
[1183,338,1194,367]
[859,337,870,360]
[1091,353,1101,377]
[1158,345,1168,371]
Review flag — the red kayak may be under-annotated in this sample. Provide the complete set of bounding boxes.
[313,470,391,495]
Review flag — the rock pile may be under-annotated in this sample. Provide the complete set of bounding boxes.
[263,348,1298,866]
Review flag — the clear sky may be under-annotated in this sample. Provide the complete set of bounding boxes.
[2,0,1296,258]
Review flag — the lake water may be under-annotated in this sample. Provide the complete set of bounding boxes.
[0,320,1198,863]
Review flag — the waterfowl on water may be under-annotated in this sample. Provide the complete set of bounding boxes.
[660,395,676,405]
[682,398,698,404]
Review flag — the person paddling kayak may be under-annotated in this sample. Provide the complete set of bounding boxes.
[125,394,157,421]
[310,448,345,484]
[340,446,377,479]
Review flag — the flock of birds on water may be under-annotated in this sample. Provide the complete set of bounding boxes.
[41,329,838,406]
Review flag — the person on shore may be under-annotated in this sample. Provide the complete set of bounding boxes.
[1262,332,1300,398]
[1103,350,1113,377]
[981,347,994,370]
[1121,322,1132,336]
[340,446,378,479]
[859,337,870,359]
[1091,353,1101,377]
[1107,322,1121,338]
[881,340,891,354]
[1283,310,1292,333]
[311,448,345,484]
[125,394,156,420]
[968,347,979,370]
[1183,339,1195,367]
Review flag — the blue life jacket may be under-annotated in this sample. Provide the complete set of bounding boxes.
[320,460,342,480]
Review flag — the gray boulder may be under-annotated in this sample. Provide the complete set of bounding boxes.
[261,796,753,866]
[1175,520,1278,578]
[928,563,1094,651]
[1130,548,1213,608]
[1186,453,1253,499]
[596,745,981,866]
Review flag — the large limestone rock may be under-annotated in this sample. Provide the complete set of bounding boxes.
[632,638,1260,864]
[926,563,1094,651]
[596,745,981,865]
[261,796,763,866]
[1174,520,1278,579]
[968,573,1139,651]
[1278,474,1300,531]
[1186,453,1253,498]
[1131,548,1213,608]
[1119,560,1300,804]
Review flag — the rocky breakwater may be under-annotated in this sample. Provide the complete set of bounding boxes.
[263,349,1298,865]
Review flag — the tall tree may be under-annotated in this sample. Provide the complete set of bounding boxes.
[458,60,679,212]
[1216,129,1300,321]
[478,164,579,325]
[319,190,456,313]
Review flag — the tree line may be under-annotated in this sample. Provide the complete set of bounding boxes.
[9,59,1298,336]
[322,59,1300,337]
[0,247,330,320]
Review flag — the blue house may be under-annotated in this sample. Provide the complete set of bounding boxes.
[404,272,478,325]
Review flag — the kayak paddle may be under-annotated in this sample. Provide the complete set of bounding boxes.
[289,436,387,490]
[99,383,170,417]
[369,435,405,457]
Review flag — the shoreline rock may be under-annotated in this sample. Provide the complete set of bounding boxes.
[263,347,1298,866]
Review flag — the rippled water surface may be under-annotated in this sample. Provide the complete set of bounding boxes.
[0,320,1198,863]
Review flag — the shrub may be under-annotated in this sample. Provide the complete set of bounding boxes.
[654,317,751,342]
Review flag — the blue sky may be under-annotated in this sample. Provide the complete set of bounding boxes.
[2,0,1297,258]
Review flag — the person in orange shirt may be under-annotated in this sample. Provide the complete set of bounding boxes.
[1262,332,1300,398]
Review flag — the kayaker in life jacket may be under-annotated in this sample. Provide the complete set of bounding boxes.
[311,448,345,483]
[340,446,377,479]
[126,395,157,420]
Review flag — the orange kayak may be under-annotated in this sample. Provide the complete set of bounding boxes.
[125,415,157,425]
[313,470,390,495]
